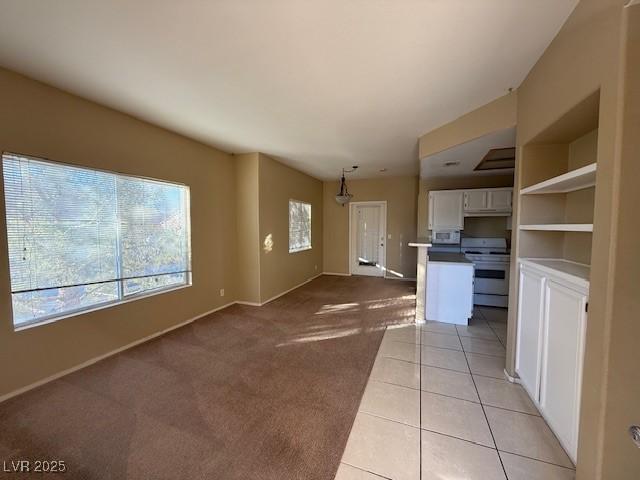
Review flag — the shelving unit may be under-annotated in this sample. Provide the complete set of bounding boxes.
[521,163,596,195]
[516,91,599,269]
[514,92,600,465]
[519,224,593,232]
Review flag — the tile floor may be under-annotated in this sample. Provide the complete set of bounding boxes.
[336,306,576,480]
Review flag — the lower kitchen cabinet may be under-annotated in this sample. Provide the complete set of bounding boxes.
[515,259,589,464]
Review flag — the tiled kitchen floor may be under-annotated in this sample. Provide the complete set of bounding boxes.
[336,306,576,480]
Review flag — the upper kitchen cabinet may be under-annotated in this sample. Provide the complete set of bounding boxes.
[428,190,464,230]
[463,187,513,216]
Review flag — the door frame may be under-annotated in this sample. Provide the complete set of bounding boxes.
[348,201,387,277]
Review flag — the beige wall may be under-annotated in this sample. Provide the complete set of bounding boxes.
[323,176,418,279]
[0,68,238,397]
[258,153,323,302]
[419,92,517,159]
[235,153,261,304]
[0,70,324,398]
[505,1,633,478]
[602,4,640,476]
[417,175,514,238]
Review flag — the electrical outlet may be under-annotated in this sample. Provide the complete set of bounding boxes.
[219,289,225,297]
[314,264,318,271]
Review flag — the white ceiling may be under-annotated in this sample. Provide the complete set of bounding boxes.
[421,127,516,178]
[0,1,577,180]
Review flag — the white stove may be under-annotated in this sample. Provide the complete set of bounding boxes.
[460,237,510,307]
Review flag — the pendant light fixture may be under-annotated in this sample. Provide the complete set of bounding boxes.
[335,166,358,206]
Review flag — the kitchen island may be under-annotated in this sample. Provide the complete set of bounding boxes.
[426,252,474,325]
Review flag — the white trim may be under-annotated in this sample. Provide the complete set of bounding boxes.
[0,300,236,404]
[235,300,262,307]
[384,276,417,282]
[348,201,387,277]
[322,271,351,276]
[504,368,520,383]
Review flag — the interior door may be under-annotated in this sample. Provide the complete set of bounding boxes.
[351,203,385,276]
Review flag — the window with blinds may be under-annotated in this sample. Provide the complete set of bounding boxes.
[2,153,191,328]
[288,200,311,253]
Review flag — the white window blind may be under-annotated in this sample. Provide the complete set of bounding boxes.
[288,200,311,253]
[2,153,191,328]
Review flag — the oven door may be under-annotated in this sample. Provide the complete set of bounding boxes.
[473,261,509,295]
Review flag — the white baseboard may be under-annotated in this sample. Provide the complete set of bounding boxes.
[0,301,236,404]
[235,300,261,307]
[503,368,520,383]
[322,271,351,276]
[384,276,417,281]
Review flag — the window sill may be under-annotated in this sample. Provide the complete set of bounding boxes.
[14,282,192,332]
[289,246,312,254]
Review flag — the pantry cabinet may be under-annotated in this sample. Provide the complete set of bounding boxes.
[515,259,588,463]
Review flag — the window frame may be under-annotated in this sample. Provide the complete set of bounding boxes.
[288,198,312,254]
[2,152,192,331]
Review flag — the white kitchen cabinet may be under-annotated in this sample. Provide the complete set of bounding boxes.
[464,190,487,211]
[540,278,588,464]
[464,188,512,215]
[515,264,546,402]
[426,260,474,325]
[488,189,512,211]
[428,190,464,230]
[515,259,588,463]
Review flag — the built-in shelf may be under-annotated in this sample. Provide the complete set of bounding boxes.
[521,163,597,195]
[519,223,593,232]
[519,258,590,288]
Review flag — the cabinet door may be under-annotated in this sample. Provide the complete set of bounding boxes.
[488,189,512,211]
[428,191,464,230]
[515,264,546,402]
[464,190,487,211]
[540,279,588,462]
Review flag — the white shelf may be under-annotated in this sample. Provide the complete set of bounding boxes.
[521,163,597,195]
[519,258,590,288]
[519,223,593,232]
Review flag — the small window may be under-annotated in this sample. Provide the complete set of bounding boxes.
[2,152,192,329]
[288,200,311,253]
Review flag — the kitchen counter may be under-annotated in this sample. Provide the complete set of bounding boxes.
[408,239,432,248]
[428,252,473,265]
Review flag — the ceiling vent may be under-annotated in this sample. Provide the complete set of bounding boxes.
[474,147,515,171]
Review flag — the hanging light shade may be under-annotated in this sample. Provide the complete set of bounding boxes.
[335,168,354,206]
